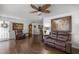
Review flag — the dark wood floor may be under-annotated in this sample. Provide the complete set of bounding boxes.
[0,36,65,54]
[0,36,78,54]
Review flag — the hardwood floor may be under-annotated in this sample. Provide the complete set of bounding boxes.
[0,36,66,54]
[0,35,78,54]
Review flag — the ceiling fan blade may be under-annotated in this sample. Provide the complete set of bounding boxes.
[41,10,50,13]
[30,11,38,13]
[41,4,51,10]
[31,4,38,10]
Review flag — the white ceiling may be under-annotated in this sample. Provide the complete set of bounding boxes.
[0,4,79,23]
[0,4,53,22]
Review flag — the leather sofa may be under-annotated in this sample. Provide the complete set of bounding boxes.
[43,31,72,53]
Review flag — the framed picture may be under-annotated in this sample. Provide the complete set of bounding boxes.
[38,25,43,29]
[13,23,23,30]
[51,16,72,32]
[34,25,36,28]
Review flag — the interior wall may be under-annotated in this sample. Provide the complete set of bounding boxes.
[43,18,51,35]
[43,4,79,49]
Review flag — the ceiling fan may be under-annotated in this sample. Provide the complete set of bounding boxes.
[30,4,51,15]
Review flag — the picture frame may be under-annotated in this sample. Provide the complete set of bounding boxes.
[51,16,72,32]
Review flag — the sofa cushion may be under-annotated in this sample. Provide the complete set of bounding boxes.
[58,35,68,41]
[55,40,66,47]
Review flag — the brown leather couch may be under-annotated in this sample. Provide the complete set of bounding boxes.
[43,31,72,53]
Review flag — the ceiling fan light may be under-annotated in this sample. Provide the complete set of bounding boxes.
[37,12,42,15]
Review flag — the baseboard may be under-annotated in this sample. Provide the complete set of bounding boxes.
[0,39,15,42]
[72,45,79,49]
[72,47,78,49]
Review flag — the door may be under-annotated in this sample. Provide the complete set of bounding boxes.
[0,20,10,41]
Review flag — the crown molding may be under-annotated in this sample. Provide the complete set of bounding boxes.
[0,14,24,20]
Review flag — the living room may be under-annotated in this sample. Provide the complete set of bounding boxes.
[0,4,79,54]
